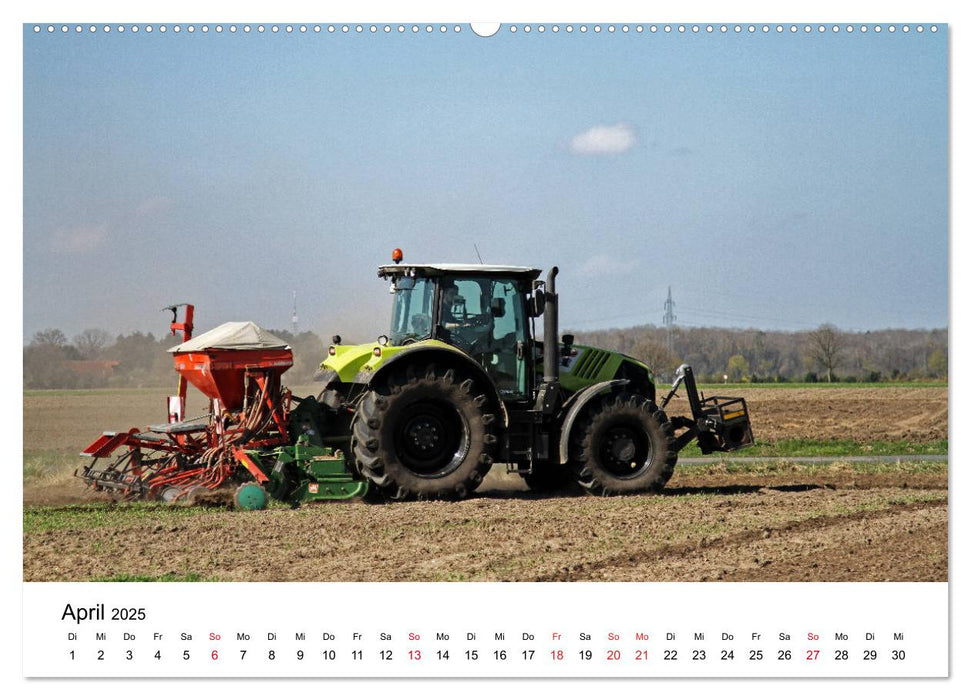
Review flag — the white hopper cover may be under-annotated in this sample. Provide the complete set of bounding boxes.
[168,321,291,353]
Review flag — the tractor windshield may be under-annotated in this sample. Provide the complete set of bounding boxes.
[390,276,435,344]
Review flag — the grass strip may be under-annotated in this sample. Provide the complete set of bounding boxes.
[697,382,947,390]
[23,501,216,534]
[674,459,947,477]
[97,572,216,582]
[679,439,947,458]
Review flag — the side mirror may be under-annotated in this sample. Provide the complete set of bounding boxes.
[394,277,415,291]
[490,298,506,318]
[528,289,546,317]
[561,334,574,347]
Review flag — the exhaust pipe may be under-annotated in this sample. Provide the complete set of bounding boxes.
[543,266,559,384]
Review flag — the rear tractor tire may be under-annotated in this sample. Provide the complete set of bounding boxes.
[352,364,497,500]
[570,393,677,496]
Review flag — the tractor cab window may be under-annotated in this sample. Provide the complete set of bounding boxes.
[390,276,435,345]
[439,277,528,399]
[488,280,528,398]
[440,278,487,322]
[438,277,492,352]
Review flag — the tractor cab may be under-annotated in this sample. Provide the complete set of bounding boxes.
[379,263,542,399]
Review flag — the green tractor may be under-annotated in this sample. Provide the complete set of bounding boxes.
[315,258,755,500]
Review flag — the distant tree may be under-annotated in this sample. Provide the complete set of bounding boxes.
[31,328,68,347]
[727,354,750,382]
[23,345,77,388]
[108,331,166,386]
[630,336,678,378]
[928,348,948,378]
[73,328,113,359]
[807,324,845,383]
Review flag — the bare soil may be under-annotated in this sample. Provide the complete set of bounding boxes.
[23,467,947,583]
[664,386,947,443]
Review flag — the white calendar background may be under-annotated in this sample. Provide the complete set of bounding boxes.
[23,582,948,678]
[9,0,967,696]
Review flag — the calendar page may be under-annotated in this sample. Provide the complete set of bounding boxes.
[17,0,955,692]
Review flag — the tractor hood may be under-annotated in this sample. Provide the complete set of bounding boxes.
[555,344,654,395]
[320,338,464,383]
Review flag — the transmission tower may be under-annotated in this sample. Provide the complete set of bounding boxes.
[663,286,676,353]
[291,291,299,335]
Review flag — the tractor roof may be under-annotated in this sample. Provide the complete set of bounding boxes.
[378,263,542,280]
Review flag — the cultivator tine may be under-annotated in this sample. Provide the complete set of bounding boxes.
[77,462,148,500]
[77,446,179,500]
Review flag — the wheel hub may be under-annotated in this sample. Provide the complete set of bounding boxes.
[394,400,471,477]
[405,416,445,452]
[609,435,637,463]
[599,425,651,477]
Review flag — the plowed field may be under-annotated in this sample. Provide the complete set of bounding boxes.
[663,386,948,443]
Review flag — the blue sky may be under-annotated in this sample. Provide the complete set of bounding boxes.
[23,23,948,342]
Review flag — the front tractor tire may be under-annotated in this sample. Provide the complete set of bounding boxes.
[570,393,677,496]
[352,364,497,500]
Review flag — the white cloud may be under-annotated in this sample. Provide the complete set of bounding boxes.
[50,224,108,253]
[579,253,639,277]
[569,123,637,155]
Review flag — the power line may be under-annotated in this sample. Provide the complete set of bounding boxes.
[565,311,661,327]
[677,305,818,328]
[291,291,298,334]
[566,306,866,333]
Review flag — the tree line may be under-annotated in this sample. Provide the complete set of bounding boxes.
[23,327,325,390]
[24,322,947,390]
[569,323,947,384]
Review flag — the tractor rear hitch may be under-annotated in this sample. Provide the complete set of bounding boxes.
[661,364,755,455]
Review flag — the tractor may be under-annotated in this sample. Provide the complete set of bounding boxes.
[77,252,754,506]
[315,251,754,499]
